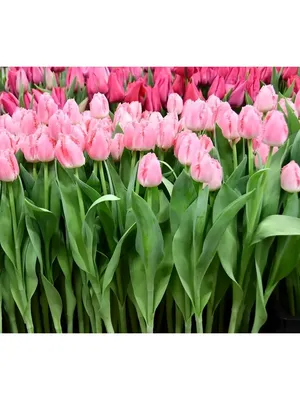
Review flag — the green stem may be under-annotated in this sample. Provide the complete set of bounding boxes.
[33,163,37,179]
[130,151,137,180]
[185,319,192,333]
[218,300,225,333]
[248,139,253,176]
[196,314,203,333]
[175,305,183,333]
[93,161,98,176]
[99,161,107,195]
[265,146,273,169]
[40,291,50,333]
[136,305,147,333]
[135,152,143,194]
[44,162,49,210]
[228,308,238,333]
[74,169,85,221]
[128,299,139,333]
[146,323,153,334]
[232,141,238,170]
[147,188,152,211]
[166,291,173,333]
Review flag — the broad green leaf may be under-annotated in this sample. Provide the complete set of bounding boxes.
[226,156,247,190]
[162,177,173,197]
[285,100,300,135]
[215,124,233,179]
[129,252,148,323]
[0,184,15,266]
[41,275,63,333]
[291,130,300,165]
[252,215,300,244]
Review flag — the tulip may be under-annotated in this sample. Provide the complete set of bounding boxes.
[0,92,19,116]
[167,93,183,115]
[206,95,222,121]
[86,125,111,161]
[262,110,288,147]
[35,125,56,162]
[63,99,82,125]
[281,161,300,193]
[190,152,214,183]
[278,98,298,118]
[66,67,84,90]
[205,106,215,132]
[31,67,44,84]
[295,91,300,116]
[124,79,146,103]
[0,114,17,135]
[69,124,87,151]
[24,93,38,111]
[282,67,298,81]
[37,93,58,124]
[172,74,185,97]
[106,71,125,103]
[199,134,213,153]
[90,93,109,119]
[0,149,19,182]
[154,71,172,106]
[16,68,29,94]
[157,113,178,150]
[7,68,18,95]
[215,102,232,124]
[0,128,17,152]
[144,85,162,112]
[218,109,239,141]
[254,85,278,113]
[148,112,164,124]
[113,106,133,131]
[184,81,204,102]
[110,133,125,161]
[238,105,262,139]
[174,67,196,79]
[174,129,193,158]
[51,87,67,109]
[208,76,226,99]
[137,152,162,188]
[48,110,72,141]
[123,121,158,151]
[45,68,55,90]
[246,70,261,102]
[20,110,38,136]
[254,141,278,169]
[229,80,247,108]
[185,100,209,132]
[89,117,113,137]
[177,131,200,166]
[206,159,223,191]
[55,134,85,168]
[86,67,109,96]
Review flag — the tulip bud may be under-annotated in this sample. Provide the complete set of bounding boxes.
[190,152,214,183]
[174,129,193,158]
[16,68,29,94]
[35,125,56,162]
[110,133,125,161]
[157,113,178,150]
[205,106,215,132]
[167,93,183,115]
[0,128,17,152]
[218,109,239,141]
[90,93,109,119]
[281,161,300,193]
[177,132,200,166]
[63,99,82,125]
[262,110,288,147]
[37,93,58,124]
[0,114,17,135]
[86,126,111,161]
[238,105,262,139]
[55,134,85,168]
[185,100,209,131]
[20,110,38,135]
[0,92,19,116]
[123,121,158,151]
[148,112,163,124]
[199,134,214,153]
[215,102,231,124]
[0,149,19,182]
[254,85,278,113]
[45,67,55,90]
[206,95,222,121]
[48,110,72,141]
[137,152,162,187]
[206,159,223,191]
[51,87,67,109]
[278,98,298,118]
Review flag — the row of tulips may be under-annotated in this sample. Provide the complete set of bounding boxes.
[1,67,300,333]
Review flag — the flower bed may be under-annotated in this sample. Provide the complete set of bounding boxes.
[0,66,300,333]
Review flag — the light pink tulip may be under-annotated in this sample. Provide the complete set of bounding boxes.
[16,68,29,94]
[174,129,193,158]
[69,124,87,151]
[37,93,58,124]
[123,121,158,151]
[177,132,200,166]
[20,110,38,136]
[137,152,162,187]
[148,112,164,124]
[281,161,300,193]
[185,100,209,131]
[48,110,72,141]
[215,101,231,124]
[205,106,215,131]
[86,125,111,161]
[167,93,183,115]
[262,110,288,147]
[90,93,109,119]
[63,99,82,125]
[157,113,178,150]
[0,114,17,134]
[238,105,262,139]
[110,133,125,161]
[35,125,56,162]
[55,135,85,168]
[45,68,55,90]
[279,98,298,118]
[254,141,278,168]
[254,85,278,113]
[199,134,213,153]
[190,152,214,183]
[0,149,19,182]
[20,133,39,163]
[0,128,16,152]
[128,101,142,121]
[218,109,240,141]
[206,159,223,191]
[113,106,133,131]
[206,95,222,121]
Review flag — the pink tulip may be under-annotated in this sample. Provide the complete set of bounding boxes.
[238,105,262,139]
[254,141,278,168]
[106,71,125,103]
[7,68,18,95]
[66,67,84,90]
[157,113,178,150]
[185,100,209,131]
[190,152,214,183]
[51,87,67,109]
[0,114,17,134]
[184,81,204,103]
[35,125,56,162]
[86,67,109,96]
[154,71,172,107]
[167,93,183,115]
[282,67,298,81]
[44,68,55,90]
[281,161,300,193]
[144,85,162,112]
[206,95,222,121]
[278,98,298,118]
[206,159,223,191]
[218,109,239,141]
[137,152,162,188]
[208,76,226,99]
[199,134,213,153]
[113,107,133,131]
[90,93,109,119]
[63,99,82,125]
[20,133,39,163]
[48,110,72,141]
[215,102,232,124]
[229,80,247,108]
[31,67,44,84]
[86,125,111,161]
[16,68,29,94]
[128,102,142,121]
[123,121,158,151]
[0,92,19,116]
[20,110,38,135]
[0,128,16,152]
[177,132,200,166]
[69,124,87,151]
[254,85,278,113]
[24,93,37,111]
[37,93,58,124]
[205,106,215,131]
[110,133,125,161]
[55,134,85,168]
[262,110,288,147]
[174,129,193,158]
[0,149,19,182]
[148,111,164,124]
[172,74,185,97]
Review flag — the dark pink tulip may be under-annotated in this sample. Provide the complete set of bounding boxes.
[172,74,185,97]
[66,67,85,90]
[124,79,146,104]
[7,67,18,95]
[208,76,226,100]
[184,81,204,103]
[16,68,29,94]
[0,92,19,116]
[51,87,67,109]
[154,71,172,107]
[282,67,298,81]
[229,80,247,108]
[107,71,125,103]
[86,67,109,97]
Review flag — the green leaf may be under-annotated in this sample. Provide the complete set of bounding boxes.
[284,80,295,97]
[162,177,173,197]
[129,252,148,322]
[215,124,233,179]
[67,77,77,99]
[226,156,247,190]
[41,275,63,333]
[23,241,38,325]
[291,130,300,165]
[85,194,119,222]
[147,67,154,87]
[0,184,15,266]
[252,215,300,244]
[285,100,300,135]
[245,92,253,105]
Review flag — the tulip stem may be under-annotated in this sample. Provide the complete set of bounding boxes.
[135,152,143,195]
[265,146,273,169]
[248,140,253,176]
[93,161,98,176]
[44,162,49,210]
[74,169,85,221]
[33,163,38,180]
[130,151,137,180]
[232,142,238,170]
[99,162,107,195]
[147,188,152,211]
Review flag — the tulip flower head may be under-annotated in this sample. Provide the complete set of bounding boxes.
[281,161,300,193]
[137,152,162,187]
[0,149,19,182]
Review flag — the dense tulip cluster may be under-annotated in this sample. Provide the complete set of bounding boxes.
[1,66,300,334]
